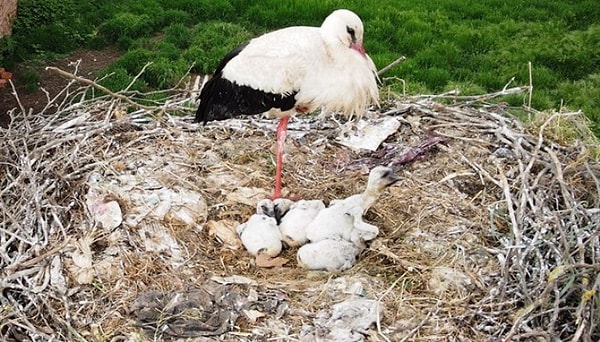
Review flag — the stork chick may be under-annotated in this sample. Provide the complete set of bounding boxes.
[273,198,294,224]
[278,199,326,247]
[305,166,400,244]
[236,199,282,257]
[297,238,364,271]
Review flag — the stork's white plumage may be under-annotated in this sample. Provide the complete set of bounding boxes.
[278,199,326,247]
[236,199,283,257]
[297,238,364,271]
[305,166,400,244]
[195,9,379,199]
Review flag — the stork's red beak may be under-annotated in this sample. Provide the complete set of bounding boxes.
[351,43,366,57]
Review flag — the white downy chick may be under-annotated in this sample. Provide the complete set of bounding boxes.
[236,199,283,257]
[305,166,400,244]
[297,238,364,271]
[272,198,294,225]
[278,199,326,247]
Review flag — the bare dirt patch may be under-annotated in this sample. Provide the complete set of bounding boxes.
[0,47,121,127]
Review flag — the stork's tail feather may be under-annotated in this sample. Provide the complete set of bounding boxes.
[194,77,215,124]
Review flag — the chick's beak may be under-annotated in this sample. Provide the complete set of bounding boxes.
[386,173,402,186]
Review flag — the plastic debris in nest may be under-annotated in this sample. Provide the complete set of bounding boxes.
[85,181,122,230]
[66,235,125,285]
[427,266,473,297]
[126,274,388,341]
[85,168,208,231]
[138,222,184,267]
[206,219,243,250]
[345,130,448,171]
[336,117,401,151]
[84,165,208,269]
[130,276,287,339]
[309,300,384,341]
[300,275,386,341]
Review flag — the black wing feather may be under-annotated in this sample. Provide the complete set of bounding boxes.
[195,42,298,124]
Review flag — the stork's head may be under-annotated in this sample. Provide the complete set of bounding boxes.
[365,166,401,193]
[256,199,275,217]
[321,9,367,57]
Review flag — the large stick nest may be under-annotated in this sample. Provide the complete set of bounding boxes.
[1,65,599,342]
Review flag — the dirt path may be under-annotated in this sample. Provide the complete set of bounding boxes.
[0,46,121,127]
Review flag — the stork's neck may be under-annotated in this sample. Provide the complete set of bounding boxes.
[360,188,382,214]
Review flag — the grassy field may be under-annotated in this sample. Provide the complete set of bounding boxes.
[2,0,599,133]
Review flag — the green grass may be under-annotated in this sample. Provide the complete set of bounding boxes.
[2,0,599,134]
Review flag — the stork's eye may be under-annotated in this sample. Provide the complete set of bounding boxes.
[346,26,356,37]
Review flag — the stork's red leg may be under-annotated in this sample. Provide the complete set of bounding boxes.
[272,115,290,200]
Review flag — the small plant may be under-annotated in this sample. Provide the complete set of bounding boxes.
[557,74,600,135]
[0,37,17,68]
[20,69,40,93]
[87,35,110,50]
[98,13,154,43]
[144,58,188,89]
[114,49,155,75]
[527,109,600,160]
[164,0,236,22]
[159,9,192,27]
[185,21,253,74]
[23,23,82,55]
[164,23,192,49]
[13,0,74,31]
[97,66,147,93]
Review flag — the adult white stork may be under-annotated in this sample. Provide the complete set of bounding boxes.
[195,9,379,199]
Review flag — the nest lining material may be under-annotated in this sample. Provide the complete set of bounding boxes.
[0,65,599,341]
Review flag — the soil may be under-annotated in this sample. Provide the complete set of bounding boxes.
[0,46,121,128]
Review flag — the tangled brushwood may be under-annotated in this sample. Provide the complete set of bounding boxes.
[1,64,599,341]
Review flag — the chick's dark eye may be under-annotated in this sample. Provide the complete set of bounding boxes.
[260,204,270,214]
